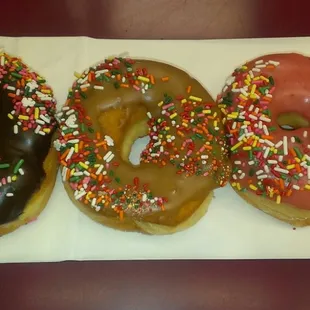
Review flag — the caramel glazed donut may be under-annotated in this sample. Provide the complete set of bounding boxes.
[217,53,310,227]
[54,56,231,234]
[0,52,58,236]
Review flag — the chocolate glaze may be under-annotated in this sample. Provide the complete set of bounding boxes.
[0,82,55,224]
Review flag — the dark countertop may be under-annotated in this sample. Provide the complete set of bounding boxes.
[1,0,310,309]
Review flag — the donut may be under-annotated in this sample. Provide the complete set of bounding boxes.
[217,53,310,227]
[54,56,231,234]
[0,51,58,236]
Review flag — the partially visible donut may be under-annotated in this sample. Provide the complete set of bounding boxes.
[0,51,58,236]
[54,56,231,234]
[217,53,310,226]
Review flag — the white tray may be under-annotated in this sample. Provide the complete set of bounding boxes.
[0,36,310,263]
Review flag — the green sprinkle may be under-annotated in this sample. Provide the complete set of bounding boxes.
[13,159,24,174]
[294,147,303,159]
[69,176,81,182]
[195,133,203,139]
[269,76,274,85]
[80,91,87,99]
[294,136,302,143]
[0,163,10,169]
[109,170,114,177]
[11,72,22,79]
[249,168,255,176]
[114,82,120,89]
[88,127,94,133]
[115,177,121,183]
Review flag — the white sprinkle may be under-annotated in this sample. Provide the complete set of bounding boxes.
[38,131,46,136]
[252,68,261,72]
[13,125,18,134]
[141,89,146,94]
[264,165,270,173]
[7,86,15,91]
[293,185,300,190]
[268,60,280,66]
[201,155,208,159]
[279,155,283,162]
[73,131,79,136]
[40,96,53,101]
[260,116,271,122]
[68,139,79,144]
[80,83,90,89]
[106,153,115,163]
[249,114,258,120]
[40,114,51,123]
[256,170,264,175]
[65,109,75,116]
[274,167,289,174]
[19,168,24,175]
[66,147,75,161]
[83,171,90,176]
[232,174,237,180]
[275,141,283,148]
[6,193,14,197]
[264,139,274,147]
[91,198,97,207]
[291,136,296,143]
[7,176,12,183]
[73,172,83,176]
[248,161,255,165]
[240,88,249,96]
[147,112,152,119]
[234,160,242,165]
[238,134,245,141]
[256,64,266,68]
[283,136,288,155]
[263,147,270,158]
[94,85,104,90]
[103,151,113,161]
[240,173,245,179]
[22,97,36,108]
[258,174,268,179]
[95,165,104,175]
[268,160,277,164]
[62,106,70,111]
[263,125,269,136]
[255,59,263,64]
[75,191,87,200]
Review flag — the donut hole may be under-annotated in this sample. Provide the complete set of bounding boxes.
[129,136,150,165]
[277,112,309,131]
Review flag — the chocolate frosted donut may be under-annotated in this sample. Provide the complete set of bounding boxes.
[54,56,231,234]
[0,52,58,236]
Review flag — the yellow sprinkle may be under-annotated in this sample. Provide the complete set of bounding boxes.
[158,101,164,107]
[213,112,217,117]
[302,155,307,161]
[295,157,301,163]
[74,72,82,78]
[34,107,40,119]
[231,182,237,187]
[244,80,250,86]
[181,99,187,104]
[260,75,269,82]
[213,121,218,127]
[7,113,14,120]
[253,76,260,81]
[243,146,252,151]
[232,82,238,89]
[190,112,195,117]
[249,184,258,191]
[165,126,170,130]
[203,110,211,114]
[228,114,238,119]
[241,65,248,70]
[170,112,177,119]
[273,149,278,154]
[237,183,241,191]
[18,115,29,121]
[239,94,248,101]
[12,175,17,182]
[276,195,281,204]
[166,135,172,139]
[138,76,150,83]
[159,134,163,138]
[43,128,51,133]
[286,164,296,170]
[189,95,202,102]
[74,143,79,153]
[71,168,75,176]
[231,141,243,151]
[243,121,251,125]
[305,184,310,190]
[250,84,257,95]
[246,74,251,81]
[86,192,92,200]
[79,162,89,170]
[182,122,188,127]
[250,94,258,100]
[242,138,248,143]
